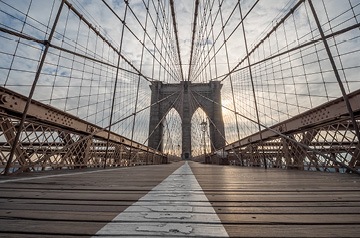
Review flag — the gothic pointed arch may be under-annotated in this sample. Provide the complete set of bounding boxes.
[148,80,225,158]
[191,107,211,157]
[163,108,182,156]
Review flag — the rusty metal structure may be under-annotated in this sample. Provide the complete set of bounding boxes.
[0,87,165,174]
[0,0,360,175]
[218,89,360,173]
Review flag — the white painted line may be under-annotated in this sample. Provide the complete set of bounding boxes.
[93,161,229,237]
[0,167,132,184]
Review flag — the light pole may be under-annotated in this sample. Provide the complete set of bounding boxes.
[177,144,180,158]
[200,121,207,158]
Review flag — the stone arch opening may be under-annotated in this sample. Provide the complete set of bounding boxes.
[191,107,211,157]
[163,108,182,156]
[148,81,225,159]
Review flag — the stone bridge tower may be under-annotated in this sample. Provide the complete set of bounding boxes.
[148,81,225,159]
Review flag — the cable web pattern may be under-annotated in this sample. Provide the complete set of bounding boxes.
[0,0,360,174]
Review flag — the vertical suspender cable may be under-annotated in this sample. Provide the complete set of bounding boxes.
[217,0,241,142]
[307,0,360,145]
[4,0,65,175]
[187,0,200,81]
[4,0,34,86]
[169,0,184,81]
[104,1,129,168]
[238,1,267,169]
[130,0,151,159]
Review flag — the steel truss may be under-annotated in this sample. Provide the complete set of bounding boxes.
[211,89,360,173]
[0,87,165,175]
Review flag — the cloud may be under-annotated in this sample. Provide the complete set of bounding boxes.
[1,0,359,156]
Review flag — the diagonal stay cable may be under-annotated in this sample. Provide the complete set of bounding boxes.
[192,0,260,81]
[187,87,217,152]
[139,90,182,153]
[12,90,181,174]
[148,0,181,81]
[158,0,184,81]
[187,0,200,81]
[188,0,211,82]
[100,0,170,77]
[188,87,227,149]
[216,0,303,82]
[123,88,183,163]
[63,0,153,82]
[126,0,181,81]
[189,89,244,162]
[192,90,360,175]
[169,0,185,81]
[216,21,360,82]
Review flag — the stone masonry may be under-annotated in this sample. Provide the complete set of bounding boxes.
[148,81,225,159]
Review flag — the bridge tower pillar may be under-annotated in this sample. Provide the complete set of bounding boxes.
[148,81,225,159]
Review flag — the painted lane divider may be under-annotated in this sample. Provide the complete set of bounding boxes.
[93,161,229,237]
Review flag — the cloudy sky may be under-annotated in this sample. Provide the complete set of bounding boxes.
[0,0,359,156]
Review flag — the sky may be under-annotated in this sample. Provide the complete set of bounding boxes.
[0,0,360,157]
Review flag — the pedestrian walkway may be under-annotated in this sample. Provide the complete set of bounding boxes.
[0,161,360,237]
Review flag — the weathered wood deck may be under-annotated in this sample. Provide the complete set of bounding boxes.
[0,161,360,237]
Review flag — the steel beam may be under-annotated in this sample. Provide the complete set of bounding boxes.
[0,87,162,156]
[0,117,31,170]
[225,89,360,151]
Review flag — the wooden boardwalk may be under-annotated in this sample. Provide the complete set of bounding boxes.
[0,161,360,237]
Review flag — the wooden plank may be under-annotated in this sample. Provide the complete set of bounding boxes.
[0,210,115,222]
[0,235,80,238]
[0,219,105,236]
[189,162,360,237]
[0,162,184,236]
[224,224,360,237]
[1,161,360,237]
[201,194,360,202]
[0,190,159,201]
[218,214,360,224]
[212,206,360,214]
[3,210,359,225]
[0,202,129,212]
[209,201,360,207]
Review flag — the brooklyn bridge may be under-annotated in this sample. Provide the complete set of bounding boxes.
[0,0,360,237]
